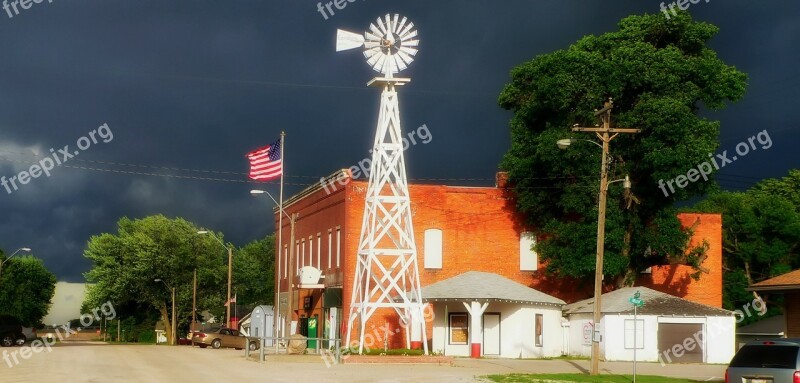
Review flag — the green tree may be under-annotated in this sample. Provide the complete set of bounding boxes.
[751,169,800,210]
[498,12,747,287]
[0,254,57,326]
[692,182,800,321]
[83,215,227,343]
[233,235,275,309]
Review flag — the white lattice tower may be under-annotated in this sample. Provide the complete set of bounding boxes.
[336,14,427,355]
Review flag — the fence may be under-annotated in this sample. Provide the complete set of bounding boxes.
[243,335,342,365]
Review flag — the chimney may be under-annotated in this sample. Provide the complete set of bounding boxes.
[495,172,510,188]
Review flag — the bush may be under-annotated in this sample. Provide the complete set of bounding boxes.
[362,348,425,356]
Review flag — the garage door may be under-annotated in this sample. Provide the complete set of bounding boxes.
[658,323,703,363]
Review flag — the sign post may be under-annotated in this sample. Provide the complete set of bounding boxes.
[628,291,644,383]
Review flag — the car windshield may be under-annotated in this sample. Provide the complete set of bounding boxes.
[730,345,799,369]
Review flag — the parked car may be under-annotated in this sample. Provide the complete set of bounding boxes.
[15,327,36,345]
[191,328,258,351]
[726,338,800,383]
[0,315,24,347]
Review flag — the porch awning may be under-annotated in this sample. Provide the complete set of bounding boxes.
[420,271,565,307]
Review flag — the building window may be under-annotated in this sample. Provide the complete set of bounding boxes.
[283,245,288,279]
[300,240,304,268]
[308,236,313,268]
[535,314,543,347]
[295,241,300,275]
[336,227,341,268]
[317,233,321,269]
[328,229,332,270]
[449,313,469,345]
[520,231,538,271]
[424,229,443,269]
[624,319,644,349]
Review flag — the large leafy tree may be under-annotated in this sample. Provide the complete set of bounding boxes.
[692,172,800,321]
[233,236,275,308]
[751,169,800,210]
[499,12,747,287]
[83,215,227,342]
[0,254,57,326]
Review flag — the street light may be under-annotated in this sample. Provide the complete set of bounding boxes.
[0,247,31,279]
[560,99,640,375]
[154,278,177,346]
[198,230,234,329]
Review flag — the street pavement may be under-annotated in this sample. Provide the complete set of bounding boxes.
[0,342,726,382]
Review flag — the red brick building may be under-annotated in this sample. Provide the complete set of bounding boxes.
[273,170,723,349]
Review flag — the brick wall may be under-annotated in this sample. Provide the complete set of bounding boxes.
[637,213,723,308]
[275,174,725,348]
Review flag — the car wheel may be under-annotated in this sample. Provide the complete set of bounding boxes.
[249,341,258,351]
[1,335,14,347]
[211,339,221,349]
[15,335,25,346]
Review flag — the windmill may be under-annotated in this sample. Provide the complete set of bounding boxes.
[336,14,427,354]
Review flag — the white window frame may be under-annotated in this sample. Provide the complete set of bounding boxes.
[317,233,321,269]
[328,229,332,270]
[448,313,469,345]
[520,231,538,271]
[283,245,288,279]
[336,226,341,268]
[308,236,313,268]
[624,319,645,349]
[423,228,443,269]
[535,313,543,347]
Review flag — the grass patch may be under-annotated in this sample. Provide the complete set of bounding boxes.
[483,373,702,383]
[361,348,425,356]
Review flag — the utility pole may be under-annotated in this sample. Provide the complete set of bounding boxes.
[171,286,177,346]
[572,98,640,375]
[227,246,233,329]
[284,213,299,338]
[192,268,197,336]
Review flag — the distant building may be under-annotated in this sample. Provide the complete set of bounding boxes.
[749,269,800,338]
[736,315,785,348]
[273,170,724,357]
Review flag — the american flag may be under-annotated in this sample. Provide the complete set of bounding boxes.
[247,139,282,181]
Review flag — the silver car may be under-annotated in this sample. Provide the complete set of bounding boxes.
[726,339,800,383]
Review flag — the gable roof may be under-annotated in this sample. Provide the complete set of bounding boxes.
[564,286,732,316]
[749,269,800,292]
[420,271,565,306]
[737,315,785,336]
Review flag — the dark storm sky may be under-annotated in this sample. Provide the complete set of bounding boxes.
[0,1,797,282]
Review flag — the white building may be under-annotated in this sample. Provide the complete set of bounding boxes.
[424,271,565,358]
[564,286,735,364]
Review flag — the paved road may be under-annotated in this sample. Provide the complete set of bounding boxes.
[0,342,726,382]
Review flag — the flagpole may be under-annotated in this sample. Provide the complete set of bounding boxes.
[276,131,286,341]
